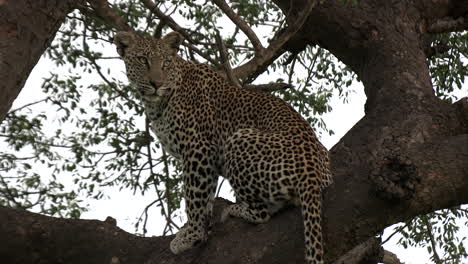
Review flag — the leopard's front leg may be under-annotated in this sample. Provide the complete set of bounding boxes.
[170,148,218,254]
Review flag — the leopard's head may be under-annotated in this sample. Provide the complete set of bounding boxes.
[113,31,184,98]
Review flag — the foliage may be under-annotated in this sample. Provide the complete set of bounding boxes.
[0,0,467,262]
[387,207,468,264]
[0,109,86,218]
[429,32,467,102]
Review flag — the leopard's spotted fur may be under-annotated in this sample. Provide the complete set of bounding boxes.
[114,31,332,264]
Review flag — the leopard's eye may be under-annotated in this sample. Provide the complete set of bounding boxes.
[136,56,150,67]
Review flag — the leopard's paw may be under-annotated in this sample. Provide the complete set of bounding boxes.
[170,225,207,254]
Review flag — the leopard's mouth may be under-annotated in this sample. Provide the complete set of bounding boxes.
[149,80,159,90]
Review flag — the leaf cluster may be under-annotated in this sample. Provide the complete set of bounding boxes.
[394,208,468,263]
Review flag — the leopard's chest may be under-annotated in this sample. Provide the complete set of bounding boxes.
[150,124,172,157]
[150,110,184,160]
[147,85,219,161]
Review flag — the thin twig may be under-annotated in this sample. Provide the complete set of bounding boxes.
[182,42,220,67]
[161,148,178,235]
[81,30,138,108]
[7,98,48,115]
[422,215,443,264]
[301,48,321,91]
[215,178,226,198]
[0,176,24,208]
[287,55,297,84]
[145,118,170,231]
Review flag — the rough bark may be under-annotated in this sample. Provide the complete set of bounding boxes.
[0,0,467,263]
[0,0,83,121]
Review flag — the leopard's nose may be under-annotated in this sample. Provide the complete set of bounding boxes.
[150,80,158,89]
[150,79,164,89]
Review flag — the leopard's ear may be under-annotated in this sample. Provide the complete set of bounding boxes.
[113,31,136,57]
[161,31,184,52]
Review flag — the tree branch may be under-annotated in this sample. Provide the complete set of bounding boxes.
[428,16,467,33]
[417,0,468,19]
[421,215,442,264]
[0,0,82,122]
[215,32,242,88]
[212,0,264,53]
[243,82,292,93]
[3,131,466,263]
[333,237,383,264]
[232,0,317,82]
[383,250,402,264]
[0,205,170,264]
[86,0,133,31]
[139,0,193,43]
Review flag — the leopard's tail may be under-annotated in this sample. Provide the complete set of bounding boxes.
[298,185,325,264]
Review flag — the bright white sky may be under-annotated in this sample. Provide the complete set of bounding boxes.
[12,52,466,264]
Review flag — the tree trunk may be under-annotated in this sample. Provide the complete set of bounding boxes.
[0,0,81,121]
[270,0,468,261]
[0,0,467,263]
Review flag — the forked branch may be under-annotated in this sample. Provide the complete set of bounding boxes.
[212,0,264,53]
[215,32,242,88]
[139,0,193,43]
[232,0,317,82]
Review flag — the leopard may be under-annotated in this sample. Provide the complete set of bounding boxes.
[114,31,333,264]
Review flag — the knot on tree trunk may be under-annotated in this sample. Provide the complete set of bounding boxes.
[372,156,419,201]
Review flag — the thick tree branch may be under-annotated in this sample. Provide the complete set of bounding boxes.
[86,0,132,31]
[0,0,82,122]
[212,0,264,53]
[333,237,383,264]
[2,120,466,263]
[449,0,468,18]
[0,205,168,264]
[418,0,468,19]
[382,251,402,264]
[428,16,468,33]
[215,32,242,88]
